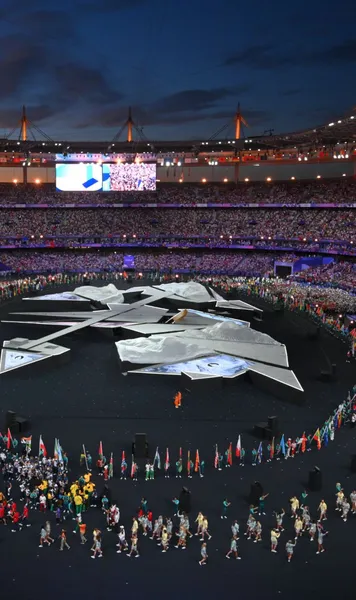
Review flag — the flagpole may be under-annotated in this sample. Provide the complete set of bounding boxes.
[83,444,89,472]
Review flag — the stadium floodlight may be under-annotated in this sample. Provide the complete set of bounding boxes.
[316,175,321,179]
[244,178,249,182]
[351,116,355,119]
[266,177,272,182]
[329,122,334,126]
[338,120,342,123]
[343,173,347,176]
[202,178,207,183]
[35,179,41,184]
[223,178,228,182]
[13,179,18,184]
[291,176,295,180]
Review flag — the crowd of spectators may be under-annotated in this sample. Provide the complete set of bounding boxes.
[0,251,279,276]
[291,261,356,292]
[0,208,354,242]
[197,275,356,313]
[0,179,355,205]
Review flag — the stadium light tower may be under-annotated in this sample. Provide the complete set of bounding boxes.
[19,106,28,142]
[127,106,133,143]
[234,103,248,140]
[112,107,147,144]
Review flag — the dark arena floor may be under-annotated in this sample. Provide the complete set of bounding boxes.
[0,280,355,600]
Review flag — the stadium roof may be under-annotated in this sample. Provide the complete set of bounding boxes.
[250,107,356,148]
[0,107,355,155]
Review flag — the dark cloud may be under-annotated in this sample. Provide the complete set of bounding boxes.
[0,105,56,129]
[74,104,270,134]
[54,65,124,104]
[315,39,356,64]
[153,88,236,114]
[224,39,356,71]
[0,35,44,98]
[223,44,293,69]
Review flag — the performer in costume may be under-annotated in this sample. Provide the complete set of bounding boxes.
[290,496,299,518]
[116,525,128,553]
[285,540,296,563]
[199,542,208,566]
[221,498,231,519]
[239,447,245,466]
[226,538,241,560]
[318,499,327,521]
[270,529,280,553]
[127,535,139,558]
[231,521,240,540]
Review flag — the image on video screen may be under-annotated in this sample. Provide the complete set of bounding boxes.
[103,163,156,191]
[56,164,103,191]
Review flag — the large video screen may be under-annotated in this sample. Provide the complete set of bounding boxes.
[56,164,103,191]
[102,163,156,191]
[56,162,156,191]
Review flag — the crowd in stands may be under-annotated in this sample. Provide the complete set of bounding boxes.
[0,208,354,242]
[291,261,356,292]
[0,251,278,276]
[0,179,355,205]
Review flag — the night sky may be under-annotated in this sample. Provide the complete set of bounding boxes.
[0,0,355,141]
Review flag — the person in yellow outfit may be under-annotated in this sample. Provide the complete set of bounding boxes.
[84,482,95,505]
[70,482,79,497]
[84,473,92,484]
[74,493,83,515]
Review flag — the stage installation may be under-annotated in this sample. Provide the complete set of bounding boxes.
[0,281,303,393]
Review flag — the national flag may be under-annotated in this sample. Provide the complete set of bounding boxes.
[154,446,161,469]
[98,441,103,459]
[121,450,126,471]
[54,438,59,460]
[235,435,241,458]
[257,441,263,460]
[194,449,200,472]
[313,428,321,450]
[300,432,307,453]
[323,427,329,447]
[7,427,14,450]
[109,453,114,479]
[39,434,47,457]
[214,444,219,469]
[280,434,286,457]
[333,413,338,429]
[270,437,275,459]
[187,450,191,476]
[227,442,233,466]
[54,439,63,462]
[164,447,170,471]
[21,435,32,450]
[337,411,342,429]
[179,447,182,459]
[130,455,136,479]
